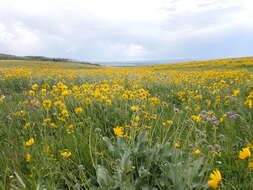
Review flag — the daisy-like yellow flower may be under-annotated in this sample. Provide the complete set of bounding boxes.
[50,122,58,128]
[29,90,35,96]
[175,143,180,148]
[106,99,112,105]
[245,99,253,109]
[24,138,35,147]
[66,128,74,134]
[191,115,202,123]
[130,106,139,112]
[31,84,39,90]
[84,97,92,104]
[42,99,52,109]
[40,89,47,96]
[74,107,83,114]
[42,83,50,89]
[15,110,25,117]
[239,147,251,159]
[194,95,203,99]
[61,109,69,117]
[23,122,31,129]
[144,125,152,129]
[150,114,157,120]
[134,116,140,121]
[57,117,66,122]
[247,143,253,150]
[113,126,124,137]
[68,124,74,129]
[194,149,202,154]
[131,121,138,127]
[54,100,66,110]
[248,161,253,170]
[61,151,72,158]
[162,120,173,125]
[208,169,222,189]
[43,118,51,123]
[232,89,240,97]
[0,95,6,102]
[26,153,32,162]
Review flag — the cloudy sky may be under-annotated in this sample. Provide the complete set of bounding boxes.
[0,0,253,62]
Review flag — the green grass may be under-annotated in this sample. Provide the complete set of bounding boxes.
[0,60,253,189]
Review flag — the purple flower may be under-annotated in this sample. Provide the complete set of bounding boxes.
[225,112,241,119]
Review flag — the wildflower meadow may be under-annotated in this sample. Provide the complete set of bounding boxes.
[1,57,253,189]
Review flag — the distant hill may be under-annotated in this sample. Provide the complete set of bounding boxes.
[0,53,97,65]
[146,56,253,71]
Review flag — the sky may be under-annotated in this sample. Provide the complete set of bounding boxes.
[0,0,253,62]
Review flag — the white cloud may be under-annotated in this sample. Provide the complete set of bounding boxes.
[0,21,41,55]
[0,0,253,61]
[0,23,14,42]
[127,44,145,59]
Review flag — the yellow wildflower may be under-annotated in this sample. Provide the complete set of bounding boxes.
[239,147,251,159]
[15,110,25,117]
[113,126,124,137]
[106,99,112,105]
[194,95,203,99]
[247,143,253,150]
[42,83,50,89]
[144,125,152,129]
[42,99,52,109]
[134,116,140,121]
[150,114,157,120]
[84,97,92,104]
[232,89,240,96]
[245,99,252,108]
[24,122,31,129]
[40,89,47,96]
[57,117,66,122]
[74,107,83,114]
[61,109,69,117]
[31,84,39,90]
[162,120,173,125]
[54,100,66,110]
[66,128,74,134]
[149,97,161,104]
[131,121,138,127]
[175,143,180,148]
[50,123,58,128]
[61,90,72,97]
[131,106,139,112]
[0,95,6,102]
[29,90,35,96]
[43,118,51,123]
[191,115,202,123]
[61,151,72,158]
[248,162,253,170]
[68,124,74,129]
[208,169,222,189]
[24,138,35,147]
[194,149,202,154]
[26,153,32,162]
[205,99,211,106]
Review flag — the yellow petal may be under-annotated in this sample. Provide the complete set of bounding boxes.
[208,180,218,189]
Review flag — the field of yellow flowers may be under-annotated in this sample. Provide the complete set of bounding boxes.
[1,58,253,189]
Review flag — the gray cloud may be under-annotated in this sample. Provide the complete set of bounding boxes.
[0,0,253,62]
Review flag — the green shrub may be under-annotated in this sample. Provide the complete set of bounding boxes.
[91,132,208,190]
